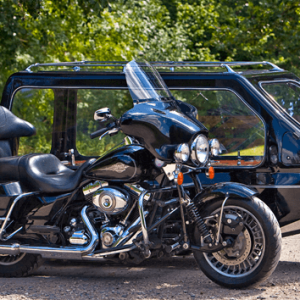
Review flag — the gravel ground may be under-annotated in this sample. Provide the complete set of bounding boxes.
[0,235,299,300]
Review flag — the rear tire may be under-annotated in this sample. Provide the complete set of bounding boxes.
[193,196,281,288]
[0,253,43,277]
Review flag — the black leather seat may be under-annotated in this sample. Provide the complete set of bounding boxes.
[0,106,36,158]
[0,106,36,139]
[0,154,94,194]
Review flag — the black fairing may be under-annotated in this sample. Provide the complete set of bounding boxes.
[120,100,208,161]
[85,144,154,183]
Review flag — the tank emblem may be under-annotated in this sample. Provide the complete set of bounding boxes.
[103,163,129,173]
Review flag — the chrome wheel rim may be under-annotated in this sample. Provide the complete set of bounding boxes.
[0,253,26,265]
[203,205,265,278]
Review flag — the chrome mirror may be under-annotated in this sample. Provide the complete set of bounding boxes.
[94,107,112,122]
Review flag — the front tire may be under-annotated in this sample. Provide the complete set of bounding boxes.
[193,196,281,288]
[0,253,42,277]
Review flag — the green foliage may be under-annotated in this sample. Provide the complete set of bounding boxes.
[12,88,54,154]
[212,0,300,74]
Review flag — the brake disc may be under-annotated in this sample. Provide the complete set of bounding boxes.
[212,229,251,266]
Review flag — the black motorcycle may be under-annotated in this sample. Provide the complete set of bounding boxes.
[0,60,280,288]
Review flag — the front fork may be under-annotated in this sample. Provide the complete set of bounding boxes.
[174,165,234,252]
[137,164,233,257]
[174,165,212,245]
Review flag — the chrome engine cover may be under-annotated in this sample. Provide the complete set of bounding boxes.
[92,187,130,215]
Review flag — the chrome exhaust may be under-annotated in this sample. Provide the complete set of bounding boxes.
[0,206,99,260]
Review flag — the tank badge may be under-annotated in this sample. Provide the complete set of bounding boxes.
[103,163,129,173]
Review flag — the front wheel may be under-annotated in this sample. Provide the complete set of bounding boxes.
[193,196,281,288]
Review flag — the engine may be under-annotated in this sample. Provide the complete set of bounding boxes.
[92,187,130,215]
[65,185,139,249]
[93,186,137,249]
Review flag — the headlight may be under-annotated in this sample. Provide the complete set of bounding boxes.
[174,143,190,163]
[191,134,209,166]
[209,138,220,156]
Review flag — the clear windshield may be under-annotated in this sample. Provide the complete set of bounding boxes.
[124,60,174,104]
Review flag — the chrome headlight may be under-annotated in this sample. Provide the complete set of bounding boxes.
[209,138,220,156]
[174,143,190,163]
[191,134,209,166]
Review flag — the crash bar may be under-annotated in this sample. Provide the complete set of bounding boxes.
[25,61,283,73]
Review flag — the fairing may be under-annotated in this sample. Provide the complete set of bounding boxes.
[122,60,207,161]
[120,101,207,161]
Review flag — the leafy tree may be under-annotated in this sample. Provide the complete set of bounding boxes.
[211,0,300,74]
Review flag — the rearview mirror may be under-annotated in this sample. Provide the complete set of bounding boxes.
[94,107,112,122]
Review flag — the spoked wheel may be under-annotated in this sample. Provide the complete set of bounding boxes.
[0,252,42,277]
[193,197,281,288]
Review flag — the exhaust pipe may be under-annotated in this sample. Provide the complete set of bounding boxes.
[0,206,99,260]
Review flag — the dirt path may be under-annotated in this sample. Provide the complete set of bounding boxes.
[0,235,299,300]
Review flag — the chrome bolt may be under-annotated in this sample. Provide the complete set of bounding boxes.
[215,242,218,246]
[185,221,189,225]
[183,243,189,250]
[209,243,212,247]
[222,241,227,247]
[227,219,232,224]
[70,218,77,227]
[231,228,235,232]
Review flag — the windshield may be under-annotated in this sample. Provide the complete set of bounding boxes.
[124,60,174,104]
[261,81,300,124]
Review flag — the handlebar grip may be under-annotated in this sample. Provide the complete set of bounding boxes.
[90,128,108,139]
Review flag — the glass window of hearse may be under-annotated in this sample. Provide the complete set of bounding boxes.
[10,85,266,168]
[259,79,300,130]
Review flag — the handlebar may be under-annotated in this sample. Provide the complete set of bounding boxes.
[90,127,110,139]
[90,121,119,140]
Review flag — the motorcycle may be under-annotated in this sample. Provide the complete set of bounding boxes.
[0,60,281,288]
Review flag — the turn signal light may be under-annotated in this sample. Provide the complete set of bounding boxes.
[207,166,215,180]
[177,172,184,185]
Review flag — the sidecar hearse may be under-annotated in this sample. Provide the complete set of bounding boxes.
[1,60,300,239]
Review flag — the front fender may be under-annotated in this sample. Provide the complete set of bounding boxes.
[194,182,258,205]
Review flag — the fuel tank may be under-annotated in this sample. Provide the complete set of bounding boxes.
[85,145,153,183]
[120,100,208,161]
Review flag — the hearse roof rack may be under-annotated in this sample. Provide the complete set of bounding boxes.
[25,60,283,73]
